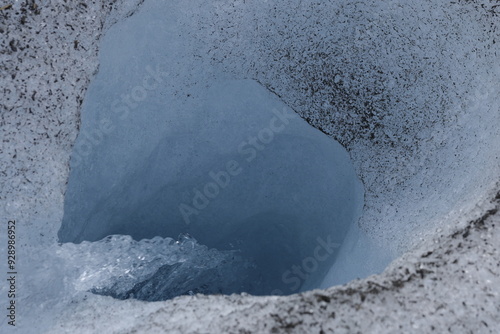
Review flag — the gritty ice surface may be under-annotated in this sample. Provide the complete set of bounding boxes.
[0,0,499,333]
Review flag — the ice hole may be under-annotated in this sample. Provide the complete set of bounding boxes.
[59,79,365,299]
[58,0,365,300]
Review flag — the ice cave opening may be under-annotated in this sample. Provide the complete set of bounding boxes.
[58,77,365,300]
[55,0,374,301]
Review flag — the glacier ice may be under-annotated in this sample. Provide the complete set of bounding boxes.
[65,234,257,301]
[59,78,364,298]
[56,0,365,300]
[2,0,499,331]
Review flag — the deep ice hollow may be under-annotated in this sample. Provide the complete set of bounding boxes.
[60,78,364,297]
[58,0,365,299]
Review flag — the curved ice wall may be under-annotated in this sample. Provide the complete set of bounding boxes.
[58,0,364,296]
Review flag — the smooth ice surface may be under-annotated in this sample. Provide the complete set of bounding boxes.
[60,77,364,296]
[57,0,364,298]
